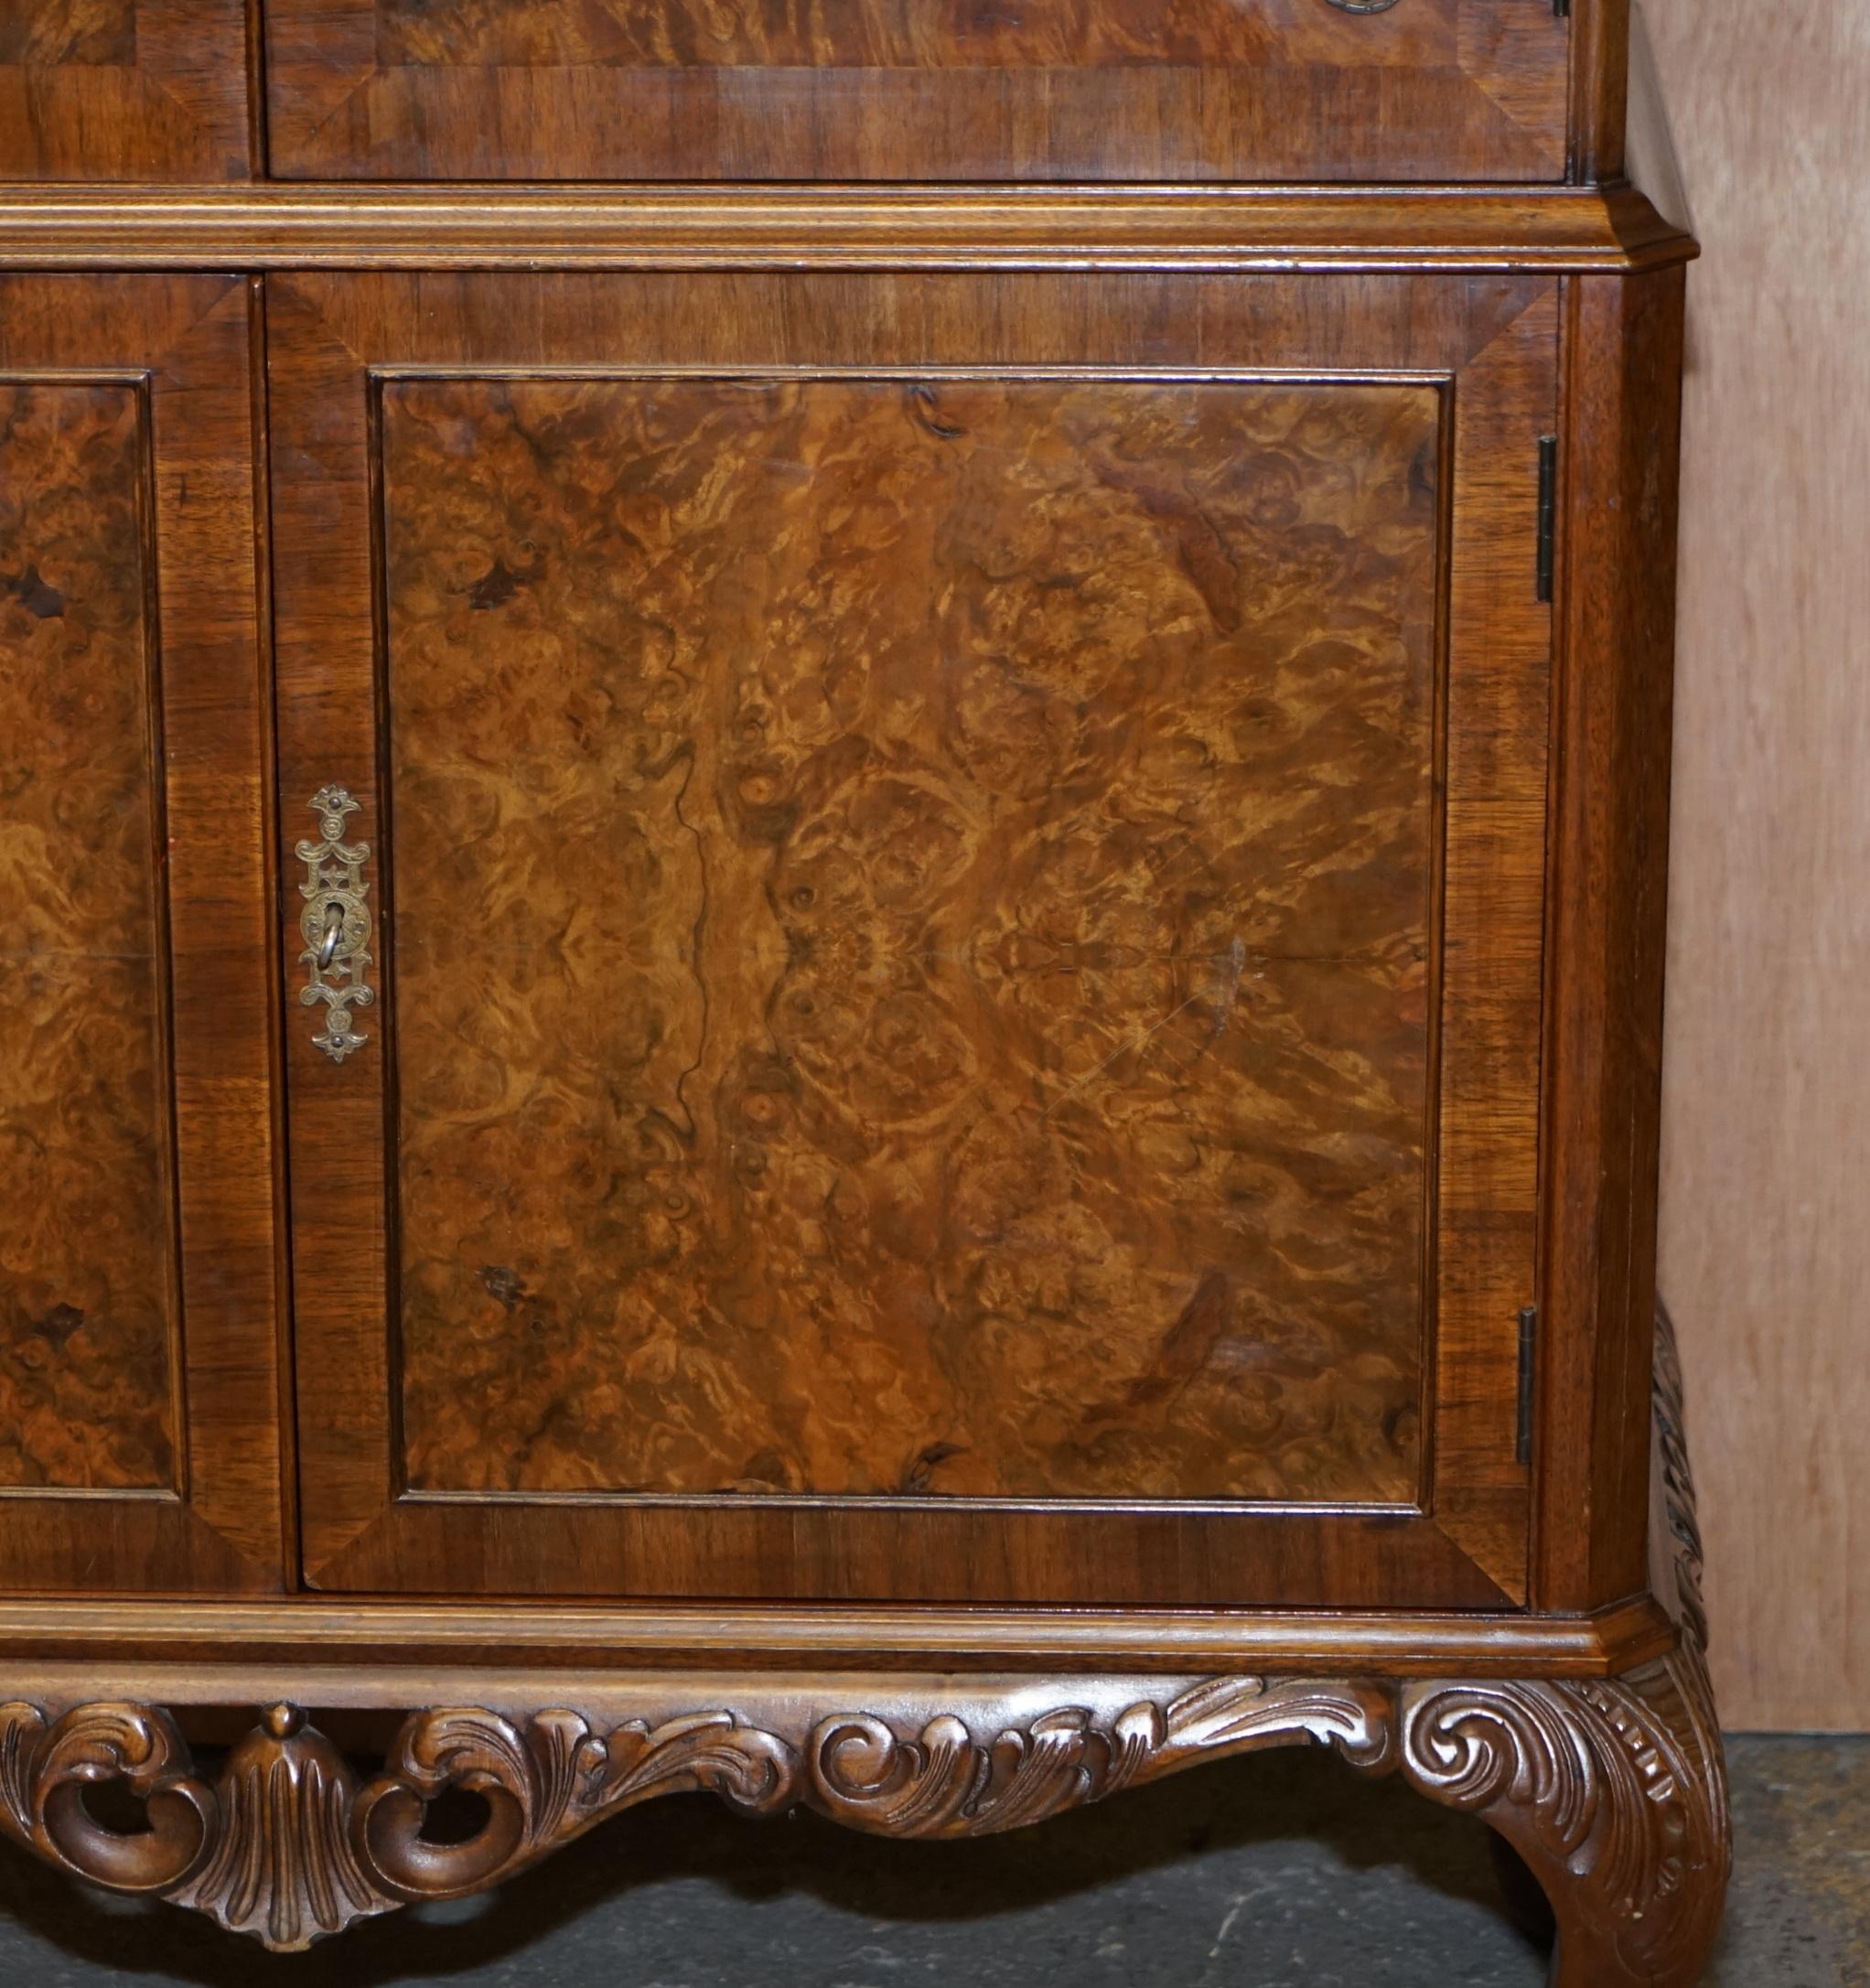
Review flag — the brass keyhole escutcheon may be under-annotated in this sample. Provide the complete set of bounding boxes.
[296,785,375,1062]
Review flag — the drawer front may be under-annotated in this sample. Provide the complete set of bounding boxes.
[0,0,252,179]
[263,0,1569,182]
[0,274,284,1591]
[271,268,1555,1607]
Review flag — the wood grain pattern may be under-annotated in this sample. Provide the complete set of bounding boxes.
[263,0,1567,183]
[271,270,1551,1604]
[0,274,284,1593]
[1644,0,1870,1730]
[1566,0,1629,182]
[0,375,177,1491]
[0,0,252,180]
[381,371,1441,1507]
[1425,283,1555,1602]
[370,0,1519,69]
[0,0,134,64]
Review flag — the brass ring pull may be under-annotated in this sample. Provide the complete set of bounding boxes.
[316,900,345,971]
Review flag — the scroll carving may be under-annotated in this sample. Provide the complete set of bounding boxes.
[354,1704,797,1901]
[1377,1303,1730,1988]
[0,1681,1388,1950]
[0,1700,213,1894]
[1392,1661,1725,1986]
[0,1315,1727,1981]
[807,1677,1393,1840]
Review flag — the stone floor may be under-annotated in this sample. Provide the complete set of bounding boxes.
[0,1735,1862,1985]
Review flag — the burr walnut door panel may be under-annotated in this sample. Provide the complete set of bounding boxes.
[270,270,1557,1607]
[0,274,284,1593]
[262,0,1568,182]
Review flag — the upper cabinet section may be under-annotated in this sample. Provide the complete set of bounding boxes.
[263,0,1575,183]
[0,0,252,178]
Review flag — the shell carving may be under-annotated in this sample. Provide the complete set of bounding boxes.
[170,1704,388,1950]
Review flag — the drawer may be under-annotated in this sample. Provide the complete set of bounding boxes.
[263,0,1573,183]
[0,0,251,178]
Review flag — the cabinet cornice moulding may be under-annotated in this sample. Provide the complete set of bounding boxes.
[0,183,1695,275]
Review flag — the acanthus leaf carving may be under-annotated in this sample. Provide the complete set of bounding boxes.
[598,1708,798,1818]
[1390,1660,1725,1987]
[1157,1674,1400,1777]
[353,1704,560,1899]
[804,1676,1394,1840]
[0,1702,41,1839]
[0,1682,1393,1946]
[808,1706,1123,1837]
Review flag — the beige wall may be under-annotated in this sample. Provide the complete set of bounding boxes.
[1643,0,1870,1729]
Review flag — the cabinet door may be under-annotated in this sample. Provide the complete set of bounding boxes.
[263,0,1567,183]
[271,270,1554,1607]
[0,275,284,1591]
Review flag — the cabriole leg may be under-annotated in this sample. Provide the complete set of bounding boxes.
[1382,1305,1731,1986]
[1393,1659,1727,1987]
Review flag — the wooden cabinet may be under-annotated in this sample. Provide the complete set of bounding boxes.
[0,5,1728,1983]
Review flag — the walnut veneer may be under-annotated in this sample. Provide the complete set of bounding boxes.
[0,1,1725,1980]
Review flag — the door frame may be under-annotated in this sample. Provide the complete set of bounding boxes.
[0,274,285,1594]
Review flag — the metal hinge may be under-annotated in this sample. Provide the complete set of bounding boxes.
[1553,0,1570,19]
[1516,1305,1538,1465]
[1536,435,1558,603]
